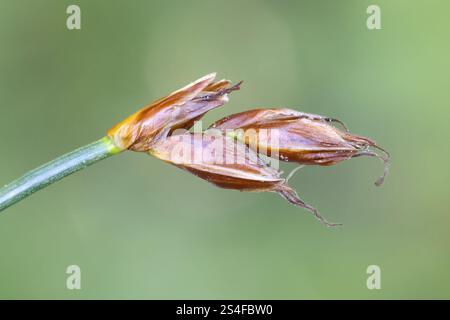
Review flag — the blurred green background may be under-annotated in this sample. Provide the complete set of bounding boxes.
[0,0,449,299]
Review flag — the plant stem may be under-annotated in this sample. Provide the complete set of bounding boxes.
[0,136,122,212]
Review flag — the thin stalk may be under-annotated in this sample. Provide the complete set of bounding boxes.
[0,137,122,212]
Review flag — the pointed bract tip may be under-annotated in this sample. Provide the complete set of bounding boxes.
[202,72,217,81]
[276,184,342,227]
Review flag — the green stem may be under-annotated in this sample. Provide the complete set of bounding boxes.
[0,136,122,212]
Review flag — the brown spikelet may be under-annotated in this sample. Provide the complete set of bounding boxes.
[148,133,339,227]
[210,108,390,185]
[107,73,241,152]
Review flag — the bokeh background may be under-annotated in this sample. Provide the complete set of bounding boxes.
[0,0,449,299]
